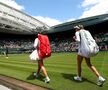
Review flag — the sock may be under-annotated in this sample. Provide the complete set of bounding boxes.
[99,76,105,81]
[46,76,50,80]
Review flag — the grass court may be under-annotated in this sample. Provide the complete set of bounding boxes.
[0,51,107,90]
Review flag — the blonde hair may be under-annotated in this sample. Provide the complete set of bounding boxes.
[78,25,84,29]
[74,24,84,30]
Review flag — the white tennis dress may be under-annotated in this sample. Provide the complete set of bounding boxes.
[75,29,95,58]
[29,38,39,60]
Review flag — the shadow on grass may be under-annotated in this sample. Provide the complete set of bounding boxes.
[26,72,45,82]
[61,73,97,85]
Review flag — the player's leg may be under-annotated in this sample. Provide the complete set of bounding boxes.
[38,59,50,83]
[85,57,105,86]
[74,55,83,81]
[33,60,41,78]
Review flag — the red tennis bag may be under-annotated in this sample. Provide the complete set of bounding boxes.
[38,34,51,59]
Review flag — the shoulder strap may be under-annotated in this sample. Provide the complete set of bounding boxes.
[79,31,81,45]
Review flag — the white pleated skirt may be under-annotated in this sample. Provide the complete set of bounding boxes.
[78,36,90,58]
[29,50,39,61]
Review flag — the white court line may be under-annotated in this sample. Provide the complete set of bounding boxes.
[0,85,11,90]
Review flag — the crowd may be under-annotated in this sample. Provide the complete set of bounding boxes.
[50,32,108,52]
[0,39,33,49]
[0,32,108,54]
[94,32,108,51]
[50,38,78,52]
[0,39,34,54]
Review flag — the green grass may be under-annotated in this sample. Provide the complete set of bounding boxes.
[0,52,108,90]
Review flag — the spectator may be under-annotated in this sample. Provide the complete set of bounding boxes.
[4,45,9,58]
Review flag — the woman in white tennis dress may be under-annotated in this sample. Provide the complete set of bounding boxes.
[73,25,105,86]
[29,35,50,83]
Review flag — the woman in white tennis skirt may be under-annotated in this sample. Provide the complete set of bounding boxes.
[73,25,105,86]
[29,35,50,83]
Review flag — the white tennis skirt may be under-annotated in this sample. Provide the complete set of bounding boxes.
[29,50,39,61]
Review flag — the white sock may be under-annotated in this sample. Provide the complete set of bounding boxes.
[46,76,50,80]
[99,76,105,81]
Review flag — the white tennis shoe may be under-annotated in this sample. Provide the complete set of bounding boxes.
[33,72,39,78]
[74,76,82,81]
[44,77,50,83]
[97,76,105,86]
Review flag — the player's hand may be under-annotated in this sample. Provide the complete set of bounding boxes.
[73,36,76,40]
